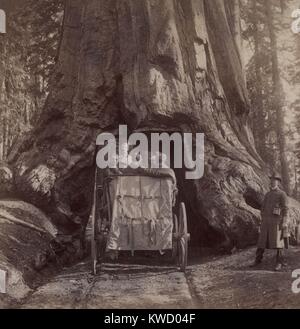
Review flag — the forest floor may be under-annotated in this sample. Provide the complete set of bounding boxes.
[3,246,300,309]
[1,199,300,309]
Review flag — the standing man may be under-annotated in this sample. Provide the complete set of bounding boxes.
[253,172,289,271]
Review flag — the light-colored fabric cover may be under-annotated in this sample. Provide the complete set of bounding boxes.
[106,175,175,251]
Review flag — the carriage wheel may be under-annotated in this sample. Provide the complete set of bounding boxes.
[172,214,179,260]
[98,233,107,261]
[91,212,98,275]
[91,238,98,275]
[178,202,189,272]
[91,182,99,275]
[92,223,107,275]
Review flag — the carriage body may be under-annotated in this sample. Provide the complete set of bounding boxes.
[91,167,189,274]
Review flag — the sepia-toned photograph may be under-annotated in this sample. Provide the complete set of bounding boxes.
[0,0,300,312]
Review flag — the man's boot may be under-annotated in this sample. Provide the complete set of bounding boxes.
[274,249,285,271]
[274,263,282,271]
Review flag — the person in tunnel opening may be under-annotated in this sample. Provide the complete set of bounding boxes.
[252,172,289,271]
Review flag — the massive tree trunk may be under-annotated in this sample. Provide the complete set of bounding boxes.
[5,0,298,254]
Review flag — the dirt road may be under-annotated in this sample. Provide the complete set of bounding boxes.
[4,247,300,309]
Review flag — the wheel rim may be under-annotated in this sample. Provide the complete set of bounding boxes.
[93,260,97,275]
[178,237,187,271]
[91,183,98,274]
[179,203,187,236]
[172,214,179,260]
[178,203,189,272]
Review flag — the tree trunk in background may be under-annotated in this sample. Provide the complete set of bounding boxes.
[0,29,29,162]
[0,35,7,161]
[227,0,244,77]
[7,0,283,252]
[252,0,267,160]
[293,23,300,199]
[0,80,4,160]
[265,0,291,195]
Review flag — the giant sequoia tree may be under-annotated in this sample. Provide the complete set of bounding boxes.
[6,0,299,252]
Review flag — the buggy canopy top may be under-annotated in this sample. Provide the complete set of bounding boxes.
[103,167,177,185]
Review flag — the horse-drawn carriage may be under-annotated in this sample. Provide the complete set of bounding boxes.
[90,162,190,274]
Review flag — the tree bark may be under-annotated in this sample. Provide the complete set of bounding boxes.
[252,0,267,160]
[226,0,243,74]
[8,0,285,251]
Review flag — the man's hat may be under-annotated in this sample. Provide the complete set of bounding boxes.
[269,171,282,182]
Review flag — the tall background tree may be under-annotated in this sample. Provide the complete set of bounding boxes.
[242,0,299,197]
